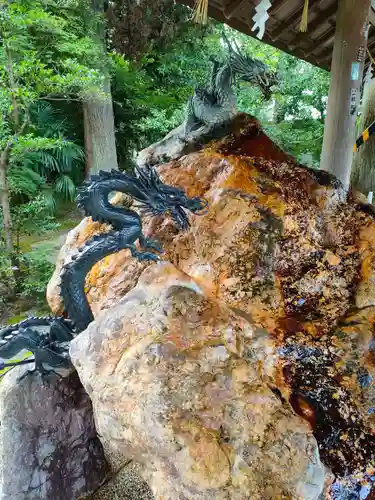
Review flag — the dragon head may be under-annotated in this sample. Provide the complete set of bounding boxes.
[223,33,277,100]
[134,167,208,231]
[231,54,277,100]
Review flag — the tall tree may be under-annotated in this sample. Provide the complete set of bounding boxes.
[0,0,101,256]
[83,0,117,175]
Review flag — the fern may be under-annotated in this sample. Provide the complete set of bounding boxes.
[54,174,76,201]
[53,141,84,172]
[8,102,84,206]
[30,101,68,137]
[40,189,57,213]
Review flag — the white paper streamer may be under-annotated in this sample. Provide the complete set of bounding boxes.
[251,0,272,40]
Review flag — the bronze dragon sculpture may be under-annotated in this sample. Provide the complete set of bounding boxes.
[184,36,277,136]
[0,167,207,379]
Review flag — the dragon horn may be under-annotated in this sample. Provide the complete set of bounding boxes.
[134,166,149,186]
[149,167,162,186]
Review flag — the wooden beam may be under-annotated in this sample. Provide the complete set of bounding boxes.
[314,45,332,61]
[223,0,246,19]
[308,26,335,55]
[367,29,375,44]
[271,0,320,40]
[288,2,338,49]
[316,53,332,67]
[320,0,371,188]
[269,0,289,15]
[290,24,335,54]
[175,0,327,70]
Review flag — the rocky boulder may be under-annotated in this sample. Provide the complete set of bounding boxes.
[70,263,326,500]
[48,113,375,498]
[48,114,358,338]
[0,368,108,500]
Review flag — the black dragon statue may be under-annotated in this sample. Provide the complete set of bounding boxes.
[184,35,277,135]
[137,38,277,169]
[0,167,207,380]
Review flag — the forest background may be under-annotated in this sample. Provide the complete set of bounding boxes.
[0,0,330,320]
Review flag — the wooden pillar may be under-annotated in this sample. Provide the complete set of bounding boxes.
[320,0,370,188]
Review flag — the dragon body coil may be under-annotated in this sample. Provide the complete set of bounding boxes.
[0,167,207,378]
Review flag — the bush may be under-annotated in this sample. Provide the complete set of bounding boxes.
[10,196,60,252]
[0,196,60,306]
[0,253,16,304]
[18,254,55,304]
[0,250,54,306]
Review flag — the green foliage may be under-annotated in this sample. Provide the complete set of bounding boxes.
[10,103,84,202]
[265,119,324,167]
[11,196,60,240]
[273,54,329,123]
[0,195,59,304]
[0,0,98,209]
[0,251,54,304]
[0,195,60,251]
[0,0,104,308]
[18,254,55,302]
[8,129,84,205]
[0,252,15,287]
[0,0,104,110]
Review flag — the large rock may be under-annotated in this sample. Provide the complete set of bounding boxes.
[70,263,326,500]
[48,113,375,497]
[0,368,108,500]
[48,114,358,338]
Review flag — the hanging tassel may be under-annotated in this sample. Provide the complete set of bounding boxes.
[299,0,309,32]
[192,0,209,25]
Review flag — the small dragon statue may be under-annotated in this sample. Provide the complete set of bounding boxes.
[0,167,207,380]
[184,35,277,135]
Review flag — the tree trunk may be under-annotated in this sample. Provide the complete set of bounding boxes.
[5,48,20,129]
[83,0,118,175]
[351,78,375,194]
[83,102,94,178]
[0,152,13,252]
[83,78,118,175]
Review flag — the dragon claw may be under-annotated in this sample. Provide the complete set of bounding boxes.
[17,368,38,383]
[148,243,163,253]
[139,236,163,253]
[17,365,62,383]
[136,251,160,262]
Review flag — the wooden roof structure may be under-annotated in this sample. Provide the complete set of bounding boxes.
[177,0,375,72]
[176,0,373,191]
